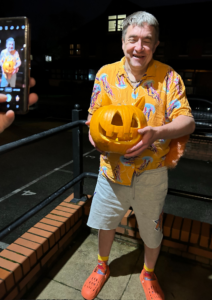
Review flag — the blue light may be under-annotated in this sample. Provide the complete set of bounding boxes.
[6,94,12,102]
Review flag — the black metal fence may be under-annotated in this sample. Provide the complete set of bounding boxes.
[0,104,212,241]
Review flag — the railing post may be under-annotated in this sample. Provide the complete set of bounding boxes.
[72,104,83,200]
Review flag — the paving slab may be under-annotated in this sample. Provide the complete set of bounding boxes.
[155,252,212,300]
[25,233,212,300]
[26,277,82,299]
[47,234,142,300]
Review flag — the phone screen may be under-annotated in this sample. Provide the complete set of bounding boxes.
[0,17,30,113]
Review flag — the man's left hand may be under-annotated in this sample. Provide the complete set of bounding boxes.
[124,126,158,158]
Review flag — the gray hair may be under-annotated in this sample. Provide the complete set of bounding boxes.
[6,37,15,48]
[122,11,159,43]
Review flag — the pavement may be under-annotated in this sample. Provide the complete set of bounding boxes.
[24,231,212,300]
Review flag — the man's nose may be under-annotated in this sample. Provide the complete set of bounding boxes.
[135,40,144,51]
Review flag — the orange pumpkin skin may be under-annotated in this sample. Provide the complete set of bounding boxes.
[3,59,15,74]
[90,101,147,155]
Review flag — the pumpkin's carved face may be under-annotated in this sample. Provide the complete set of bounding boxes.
[90,94,147,154]
[3,58,15,74]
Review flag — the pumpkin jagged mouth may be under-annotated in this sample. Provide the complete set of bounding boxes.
[99,124,135,142]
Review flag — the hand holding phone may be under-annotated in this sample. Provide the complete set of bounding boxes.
[0,77,38,133]
[0,17,30,114]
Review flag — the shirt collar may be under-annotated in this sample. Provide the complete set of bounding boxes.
[118,56,156,78]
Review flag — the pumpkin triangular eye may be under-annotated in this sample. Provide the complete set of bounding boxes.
[111,112,123,126]
[131,114,138,128]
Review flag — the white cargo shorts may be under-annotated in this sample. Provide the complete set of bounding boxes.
[87,167,168,249]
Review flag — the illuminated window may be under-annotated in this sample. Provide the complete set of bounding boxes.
[108,15,126,32]
[76,44,81,55]
[69,44,81,55]
[45,55,52,62]
[30,55,33,60]
[88,69,96,81]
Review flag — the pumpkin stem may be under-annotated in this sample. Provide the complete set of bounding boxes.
[133,97,145,110]
[101,92,112,107]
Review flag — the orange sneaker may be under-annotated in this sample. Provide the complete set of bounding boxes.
[81,265,110,300]
[140,269,165,300]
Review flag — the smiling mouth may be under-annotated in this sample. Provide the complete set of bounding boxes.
[133,55,145,58]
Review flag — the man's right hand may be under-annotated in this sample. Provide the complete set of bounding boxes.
[85,120,96,148]
[86,119,105,154]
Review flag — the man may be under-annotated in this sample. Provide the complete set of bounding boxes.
[0,37,21,87]
[0,78,38,133]
[81,11,195,300]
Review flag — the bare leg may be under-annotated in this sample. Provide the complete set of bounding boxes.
[98,229,116,257]
[144,243,161,270]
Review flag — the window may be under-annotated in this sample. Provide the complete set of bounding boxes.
[108,15,126,32]
[70,44,81,55]
[30,55,33,60]
[45,55,52,62]
[76,44,81,55]
[88,69,96,81]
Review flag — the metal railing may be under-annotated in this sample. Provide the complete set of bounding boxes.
[0,104,212,241]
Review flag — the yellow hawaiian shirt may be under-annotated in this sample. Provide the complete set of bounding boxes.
[88,57,193,186]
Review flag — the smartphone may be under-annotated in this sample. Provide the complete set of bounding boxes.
[0,17,30,114]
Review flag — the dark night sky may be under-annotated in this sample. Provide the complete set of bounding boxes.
[1,0,212,39]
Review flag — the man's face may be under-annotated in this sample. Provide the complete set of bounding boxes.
[122,23,159,73]
[7,41,14,52]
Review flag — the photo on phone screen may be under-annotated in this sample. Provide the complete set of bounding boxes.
[0,17,30,114]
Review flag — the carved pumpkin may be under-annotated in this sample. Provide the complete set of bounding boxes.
[3,58,15,74]
[90,94,147,154]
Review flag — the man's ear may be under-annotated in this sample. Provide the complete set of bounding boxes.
[153,40,160,54]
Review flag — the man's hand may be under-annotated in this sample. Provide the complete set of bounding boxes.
[124,126,158,158]
[124,115,195,158]
[12,67,19,75]
[85,120,96,148]
[86,119,105,154]
[0,77,38,133]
